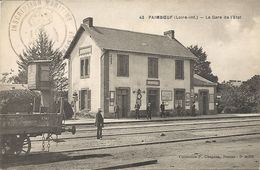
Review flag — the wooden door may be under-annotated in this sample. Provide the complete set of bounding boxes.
[116,88,130,118]
[199,90,209,115]
[147,89,159,115]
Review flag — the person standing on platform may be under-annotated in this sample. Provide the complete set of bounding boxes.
[191,101,196,116]
[160,102,165,118]
[114,104,120,119]
[135,102,140,119]
[146,102,152,120]
[95,108,104,139]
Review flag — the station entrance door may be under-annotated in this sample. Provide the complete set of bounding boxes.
[116,88,130,118]
[147,88,160,116]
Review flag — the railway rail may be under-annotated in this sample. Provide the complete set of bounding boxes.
[2,119,260,169]
[64,115,260,126]
[74,118,260,131]
[31,123,260,142]
[54,132,260,154]
[3,132,260,169]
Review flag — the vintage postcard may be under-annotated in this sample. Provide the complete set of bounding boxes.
[0,0,259,169]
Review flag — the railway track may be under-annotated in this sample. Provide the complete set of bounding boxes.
[55,132,260,154]
[75,119,260,131]
[31,120,260,141]
[3,120,260,169]
[4,132,260,169]
[64,115,260,126]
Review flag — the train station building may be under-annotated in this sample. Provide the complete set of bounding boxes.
[64,17,217,118]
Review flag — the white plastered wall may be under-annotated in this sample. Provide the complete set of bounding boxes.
[68,31,102,113]
[108,51,191,113]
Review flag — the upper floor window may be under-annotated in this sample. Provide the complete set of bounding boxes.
[148,57,158,78]
[175,60,184,79]
[79,46,91,79]
[80,57,90,78]
[117,54,129,77]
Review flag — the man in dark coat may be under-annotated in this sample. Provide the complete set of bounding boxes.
[95,108,104,139]
[146,102,152,120]
[135,102,140,119]
[114,104,120,119]
[160,102,165,118]
[191,101,196,116]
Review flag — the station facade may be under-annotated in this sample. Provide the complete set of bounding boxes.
[64,17,216,118]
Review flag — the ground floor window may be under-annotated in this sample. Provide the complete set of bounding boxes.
[174,89,185,109]
[79,89,91,111]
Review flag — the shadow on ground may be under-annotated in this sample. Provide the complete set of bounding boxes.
[0,152,112,169]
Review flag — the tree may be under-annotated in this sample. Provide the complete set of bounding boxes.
[188,45,218,83]
[239,75,260,112]
[0,69,20,84]
[15,30,68,91]
[218,75,260,113]
[218,82,245,113]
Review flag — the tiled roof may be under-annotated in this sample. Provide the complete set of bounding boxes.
[193,74,217,86]
[64,24,196,59]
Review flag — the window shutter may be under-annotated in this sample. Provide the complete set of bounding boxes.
[155,58,158,78]
[117,55,120,76]
[84,58,89,76]
[125,55,129,76]
[88,58,90,76]
[87,90,91,110]
[181,61,184,78]
[79,90,81,110]
[148,58,152,78]
[181,61,184,79]
[80,59,84,77]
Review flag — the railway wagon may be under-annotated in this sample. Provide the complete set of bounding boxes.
[0,113,75,156]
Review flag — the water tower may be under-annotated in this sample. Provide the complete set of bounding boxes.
[27,60,54,113]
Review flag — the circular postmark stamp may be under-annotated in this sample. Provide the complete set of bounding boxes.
[9,0,77,55]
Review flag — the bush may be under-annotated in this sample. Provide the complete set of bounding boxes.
[0,89,41,114]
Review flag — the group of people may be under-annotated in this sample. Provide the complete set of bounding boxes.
[112,101,168,120]
[114,102,167,120]
[95,101,196,139]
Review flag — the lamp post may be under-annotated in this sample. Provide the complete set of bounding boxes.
[133,89,145,106]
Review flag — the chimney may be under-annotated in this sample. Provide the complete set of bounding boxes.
[164,30,175,39]
[83,17,93,27]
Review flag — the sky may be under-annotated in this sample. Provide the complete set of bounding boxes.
[0,0,260,82]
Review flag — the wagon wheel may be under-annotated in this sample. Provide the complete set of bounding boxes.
[15,135,31,155]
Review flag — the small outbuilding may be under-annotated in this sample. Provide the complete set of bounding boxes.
[193,74,217,115]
